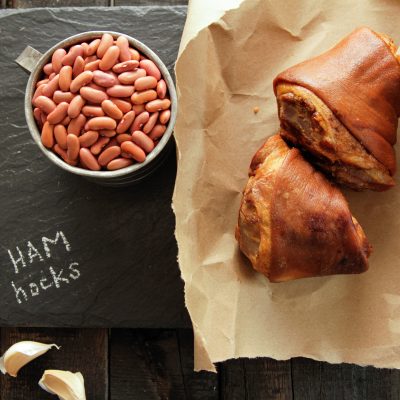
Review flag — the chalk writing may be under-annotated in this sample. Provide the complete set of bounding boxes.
[42,231,71,258]
[27,241,44,264]
[7,247,26,274]
[8,231,71,274]
[7,231,80,304]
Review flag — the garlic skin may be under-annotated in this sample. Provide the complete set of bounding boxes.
[39,370,86,400]
[0,341,59,377]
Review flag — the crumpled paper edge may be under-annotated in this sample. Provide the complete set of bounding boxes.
[178,0,243,57]
[173,0,245,372]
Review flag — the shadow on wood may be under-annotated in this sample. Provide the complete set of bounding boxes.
[110,329,218,400]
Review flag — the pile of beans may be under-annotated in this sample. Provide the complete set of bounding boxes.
[32,33,171,171]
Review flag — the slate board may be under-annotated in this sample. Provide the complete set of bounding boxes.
[0,6,190,328]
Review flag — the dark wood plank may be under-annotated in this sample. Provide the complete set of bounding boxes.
[365,366,400,400]
[291,357,321,400]
[115,0,188,5]
[109,329,180,400]
[0,328,108,399]
[292,357,400,400]
[220,358,293,400]
[12,0,109,7]
[244,358,293,400]
[176,329,218,399]
[293,358,366,399]
[111,329,214,400]
[219,359,246,400]
[319,362,367,399]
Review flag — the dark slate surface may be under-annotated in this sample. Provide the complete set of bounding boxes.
[0,6,190,328]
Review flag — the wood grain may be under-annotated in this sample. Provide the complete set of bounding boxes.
[176,329,219,399]
[10,0,189,6]
[365,366,400,400]
[110,329,217,400]
[220,358,293,400]
[291,357,321,400]
[291,357,400,400]
[115,0,188,5]
[11,0,109,7]
[0,328,108,400]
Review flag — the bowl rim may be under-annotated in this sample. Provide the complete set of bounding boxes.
[25,30,177,179]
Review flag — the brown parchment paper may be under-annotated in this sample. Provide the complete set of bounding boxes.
[173,0,400,372]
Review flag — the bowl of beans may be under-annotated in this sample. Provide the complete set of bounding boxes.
[25,31,176,186]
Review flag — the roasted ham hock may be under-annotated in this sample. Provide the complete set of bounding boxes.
[236,135,371,282]
[274,27,400,191]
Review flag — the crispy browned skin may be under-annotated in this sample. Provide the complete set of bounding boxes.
[274,27,400,191]
[236,135,371,282]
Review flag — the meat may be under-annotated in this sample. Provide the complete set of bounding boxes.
[273,27,400,191]
[276,84,395,191]
[236,135,371,282]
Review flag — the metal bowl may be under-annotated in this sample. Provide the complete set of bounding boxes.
[25,31,177,187]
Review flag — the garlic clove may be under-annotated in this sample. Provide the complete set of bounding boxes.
[39,370,86,400]
[0,341,60,377]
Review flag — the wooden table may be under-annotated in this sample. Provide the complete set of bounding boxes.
[1,1,400,399]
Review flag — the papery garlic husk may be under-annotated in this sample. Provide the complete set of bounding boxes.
[0,341,60,377]
[39,370,86,400]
